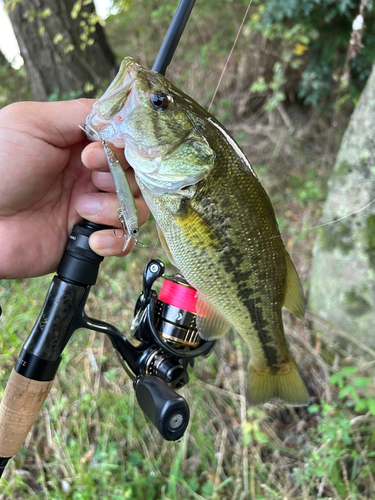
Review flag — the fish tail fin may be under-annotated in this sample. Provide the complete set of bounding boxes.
[246,356,309,407]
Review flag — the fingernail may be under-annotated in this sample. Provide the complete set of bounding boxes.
[91,234,114,249]
[76,194,100,215]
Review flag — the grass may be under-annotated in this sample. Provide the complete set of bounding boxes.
[1,210,375,499]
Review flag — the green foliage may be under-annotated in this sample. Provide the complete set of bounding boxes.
[247,6,315,111]
[72,0,100,51]
[289,167,328,207]
[105,0,247,112]
[47,87,84,101]
[257,0,375,109]
[294,366,375,497]
[23,7,52,21]
[0,60,32,109]
[2,209,375,499]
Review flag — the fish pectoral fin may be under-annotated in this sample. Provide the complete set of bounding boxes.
[283,253,305,320]
[196,291,232,340]
[246,355,309,407]
[156,224,177,267]
[175,205,221,251]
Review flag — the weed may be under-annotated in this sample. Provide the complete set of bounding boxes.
[294,366,375,498]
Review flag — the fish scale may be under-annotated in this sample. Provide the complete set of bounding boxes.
[86,56,309,406]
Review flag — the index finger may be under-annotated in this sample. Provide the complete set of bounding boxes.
[3,99,97,148]
[43,98,96,147]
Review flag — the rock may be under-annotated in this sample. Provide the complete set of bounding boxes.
[308,63,375,350]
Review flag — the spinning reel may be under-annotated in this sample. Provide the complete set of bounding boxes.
[61,222,216,442]
[125,259,215,441]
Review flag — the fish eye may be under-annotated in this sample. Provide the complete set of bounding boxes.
[150,91,170,110]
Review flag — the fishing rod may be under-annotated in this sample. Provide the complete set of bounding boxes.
[0,0,216,479]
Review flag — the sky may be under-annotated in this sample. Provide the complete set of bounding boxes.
[0,0,112,66]
[0,1,20,64]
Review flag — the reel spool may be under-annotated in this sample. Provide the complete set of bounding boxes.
[155,275,201,348]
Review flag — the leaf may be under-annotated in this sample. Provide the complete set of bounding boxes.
[353,377,371,387]
[53,33,64,45]
[202,479,214,497]
[188,476,200,492]
[340,366,358,375]
[339,385,356,398]
[366,398,375,415]
[214,477,234,491]
[308,404,320,413]
[354,400,367,413]
[329,373,343,387]
[129,451,143,466]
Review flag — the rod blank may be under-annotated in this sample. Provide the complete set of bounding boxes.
[152,0,196,76]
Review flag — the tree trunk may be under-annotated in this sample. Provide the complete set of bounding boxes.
[7,0,117,100]
[0,49,7,67]
[308,62,375,350]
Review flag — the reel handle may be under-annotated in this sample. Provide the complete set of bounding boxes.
[134,375,189,441]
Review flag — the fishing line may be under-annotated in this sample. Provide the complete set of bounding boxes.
[208,0,253,112]
[204,0,374,249]
[94,0,371,255]
[129,187,375,254]
[210,197,375,252]
[145,0,253,259]
[147,237,161,260]
[279,198,375,239]
[128,196,375,257]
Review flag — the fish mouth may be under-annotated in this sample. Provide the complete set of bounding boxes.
[85,57,139,146]
[94,58,137,119]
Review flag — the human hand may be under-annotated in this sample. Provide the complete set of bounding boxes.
[0,99,149,280]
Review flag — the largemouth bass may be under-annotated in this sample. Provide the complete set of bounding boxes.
[86,57,309,406]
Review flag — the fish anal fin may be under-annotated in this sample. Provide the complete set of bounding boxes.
[246,355,309,407]
[196,291,232,340]
[156,224,176,267]
[283,253,305,320]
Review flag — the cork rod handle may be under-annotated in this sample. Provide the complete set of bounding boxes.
[0,369,54,458]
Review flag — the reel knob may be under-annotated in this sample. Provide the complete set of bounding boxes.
[134,375,189,441]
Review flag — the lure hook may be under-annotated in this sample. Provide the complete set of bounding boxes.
[79,122,101,142]
[113,208,128,239]
[114,209,147,249]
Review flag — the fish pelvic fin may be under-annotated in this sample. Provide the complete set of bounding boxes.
[246,355,309,407]
[283,252,305,321]
[195,291,232,340]
[156,224,177,267]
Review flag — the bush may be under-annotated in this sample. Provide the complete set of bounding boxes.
[257,0,375,109]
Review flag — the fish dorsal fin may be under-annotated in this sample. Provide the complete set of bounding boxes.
[156,224,176,267]
[283,253,305,320]
[195,290,232,340]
